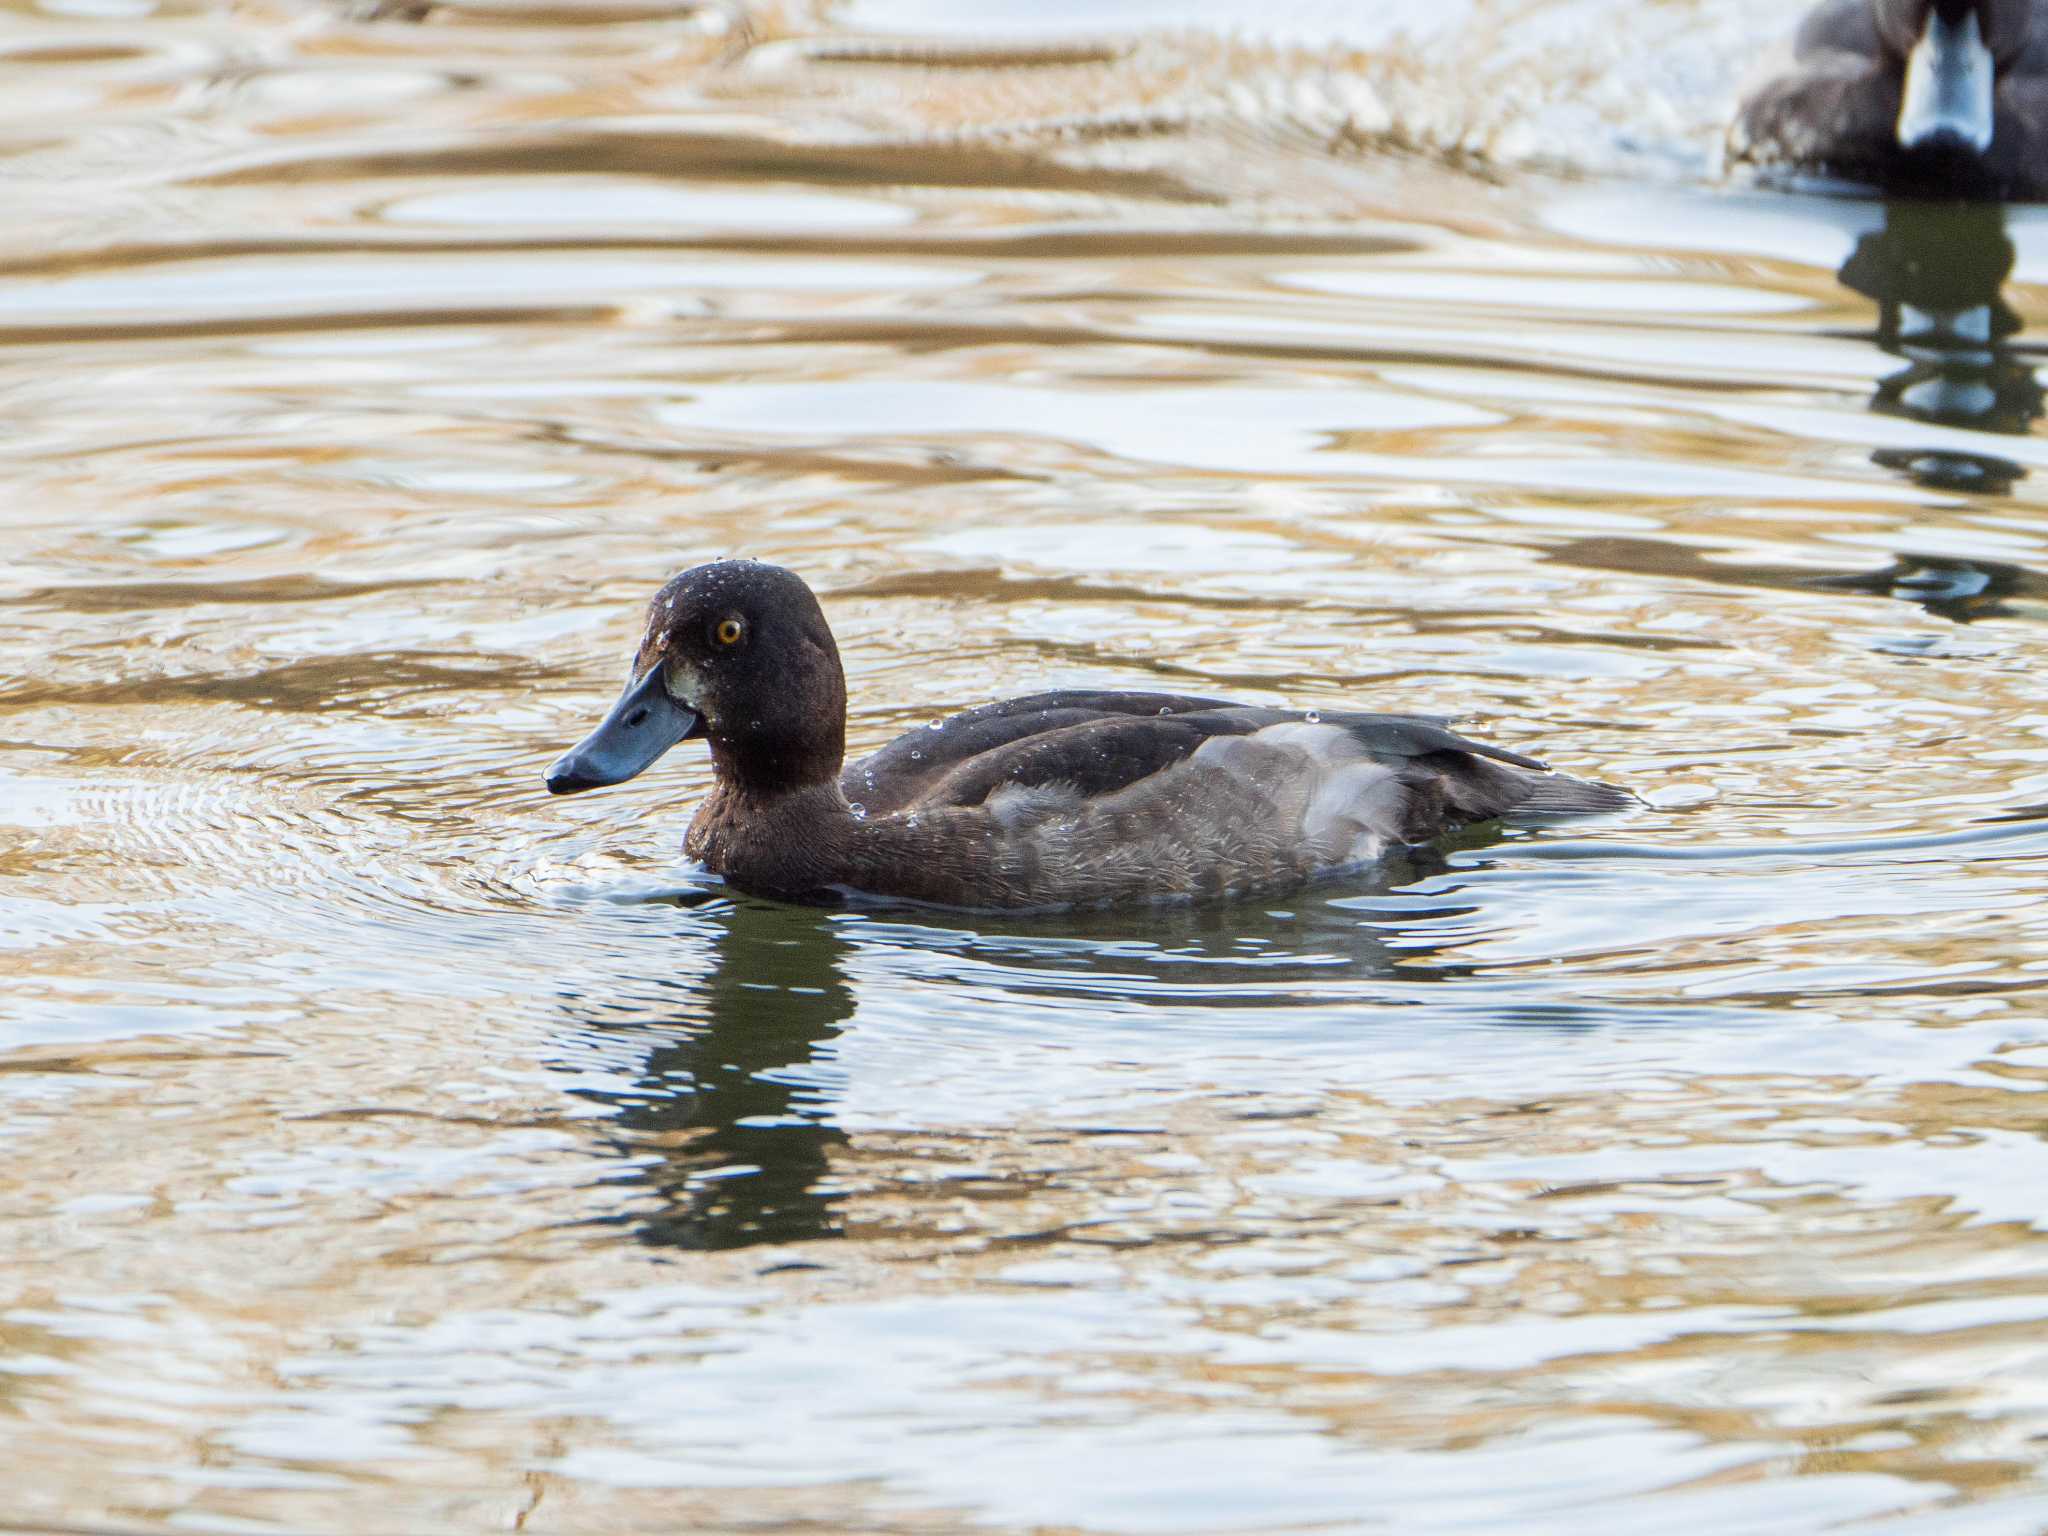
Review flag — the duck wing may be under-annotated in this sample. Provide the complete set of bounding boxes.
[842,690,1234,814]
[1788,0,1878,61]
[1728,1,1890,175]
[843,691,1626,832]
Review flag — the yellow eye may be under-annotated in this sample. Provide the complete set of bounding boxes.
[714,617,744,647]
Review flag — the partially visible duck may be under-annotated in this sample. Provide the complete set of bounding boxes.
[1730,0,2048,197]
[544,561,1632,911]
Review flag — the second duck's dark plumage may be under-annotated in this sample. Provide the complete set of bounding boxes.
[546,561,1632,911]
[1731,0,2048,198]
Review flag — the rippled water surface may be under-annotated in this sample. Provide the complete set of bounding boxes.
[12,1,2048,1531]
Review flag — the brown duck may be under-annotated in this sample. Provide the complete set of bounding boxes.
[1732,0,2048,197]
[545,561,1631,911]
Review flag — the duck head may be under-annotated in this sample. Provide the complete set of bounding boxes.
[1880,0,2031,154]
[546,560,847,798]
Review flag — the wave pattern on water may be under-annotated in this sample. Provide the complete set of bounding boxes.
[7,1,2048,1533]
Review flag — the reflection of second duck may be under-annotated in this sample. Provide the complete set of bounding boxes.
[1839,199,2042,440]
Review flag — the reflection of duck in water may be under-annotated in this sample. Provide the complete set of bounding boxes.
[563,877,1475,1250]
[1838,199,2041,490]
[1732,0,2048,198]
[544,562,1629,911]
[569,900,852,1251]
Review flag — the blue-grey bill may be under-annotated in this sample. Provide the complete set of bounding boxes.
[1897,8,1996,153]
[546,665,702,794]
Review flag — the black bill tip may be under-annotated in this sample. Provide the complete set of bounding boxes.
[545,755,609,795]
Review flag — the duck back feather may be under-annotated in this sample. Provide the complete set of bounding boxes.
[814,693,1630,911]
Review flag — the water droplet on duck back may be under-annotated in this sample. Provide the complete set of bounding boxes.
[1157,706,1171,715]
[910,749,922,761]
[927,719,945,731]
[1304,709,1321,724]
[848,802,867,822]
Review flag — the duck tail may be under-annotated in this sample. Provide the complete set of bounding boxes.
[1510,770,1637,818]
[1405,750,1634,838]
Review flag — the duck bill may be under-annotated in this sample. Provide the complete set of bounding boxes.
[1897,7,1996,153]
[546,664,703,794]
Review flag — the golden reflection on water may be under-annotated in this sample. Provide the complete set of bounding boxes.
[9,0,2048,1531]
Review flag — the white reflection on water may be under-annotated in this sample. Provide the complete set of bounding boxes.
[656,381,1498,473]
[0,254,971,324]
[383,182,917,233]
